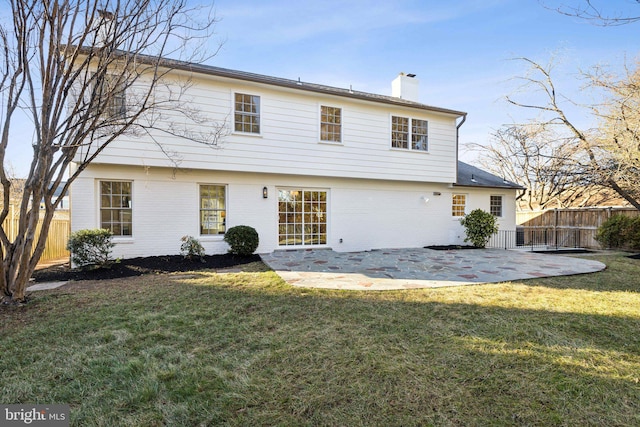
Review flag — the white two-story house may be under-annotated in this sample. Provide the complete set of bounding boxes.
[70,60,522,258]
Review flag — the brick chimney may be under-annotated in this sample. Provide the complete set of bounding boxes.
[392,72,419,102]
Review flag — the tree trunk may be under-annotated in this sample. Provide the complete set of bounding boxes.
[609,179,640,211]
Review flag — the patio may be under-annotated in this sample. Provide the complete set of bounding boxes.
[260,247,607,290]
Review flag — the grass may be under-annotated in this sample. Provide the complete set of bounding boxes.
[1,253,639,426]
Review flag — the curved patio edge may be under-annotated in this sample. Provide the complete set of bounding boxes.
[260,248,607,291]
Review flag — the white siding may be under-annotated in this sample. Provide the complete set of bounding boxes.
[71,164,518,258]
[79,72,460,184]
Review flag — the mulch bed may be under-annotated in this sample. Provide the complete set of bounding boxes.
[628,253,640,260]
[32,254,263,283]
[425,245,481,250]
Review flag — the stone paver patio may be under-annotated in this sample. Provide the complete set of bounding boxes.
[261,248,607,290]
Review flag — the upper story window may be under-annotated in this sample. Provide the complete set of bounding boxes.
[100,180,132,236]
[391,116,409,149]
[452,194,466,217]
[200,185,226,235]
[93,73,126,119]
[412,119,428,151]
[391,116,428,151]
[490,195,503,217]
[320,106,341,143]
[234,93,260,134]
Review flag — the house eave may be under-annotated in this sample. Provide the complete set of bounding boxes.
[71,47,466,118]
[451,183,525,191]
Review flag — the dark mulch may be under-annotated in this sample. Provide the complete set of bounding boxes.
[628,253,640,260]
[32,254,265,283]
[425,245,481,251]
[533,249,593,254]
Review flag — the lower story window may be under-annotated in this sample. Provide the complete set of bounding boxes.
[278,189,327,246]
[100,180,132,236]
[200,185,226,235]
[490,195,503,217]
[452,194,466,217]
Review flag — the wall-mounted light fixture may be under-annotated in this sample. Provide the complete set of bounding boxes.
[433,191,442,196]
[262,186,268,199]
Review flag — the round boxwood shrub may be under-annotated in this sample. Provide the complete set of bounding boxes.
[459,209,499,248]
[67,228,115,268]
[224,225,259,256]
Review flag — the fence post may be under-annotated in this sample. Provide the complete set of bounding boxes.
[554,209,558,250]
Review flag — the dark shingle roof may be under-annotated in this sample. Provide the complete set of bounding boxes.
[456,161,524,190]
[116,50,466,117]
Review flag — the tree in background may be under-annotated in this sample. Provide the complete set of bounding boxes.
[587,63,640,207]
[466,122,616,210]
[0,0,223,303]
[500,57,640,211]
[547,0,640,26]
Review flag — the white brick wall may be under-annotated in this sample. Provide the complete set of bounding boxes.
[71,164,518,258]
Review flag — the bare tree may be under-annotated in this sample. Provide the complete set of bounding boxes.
[466,123,615,210]
[0,0,224,304]
[505,57,640,211]
[544,0,640,26]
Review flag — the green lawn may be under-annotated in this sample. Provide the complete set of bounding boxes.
[1,254,639,426]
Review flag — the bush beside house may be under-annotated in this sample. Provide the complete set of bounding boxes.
[224,226,259,256]
[460,209,499,248]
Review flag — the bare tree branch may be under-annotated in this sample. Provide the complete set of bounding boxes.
[0,0,224,303]
[542,0,640,26]
[497,56,640,211]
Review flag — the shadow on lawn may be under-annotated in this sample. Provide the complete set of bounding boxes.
[5,271,640,426]
[108,275,640,423]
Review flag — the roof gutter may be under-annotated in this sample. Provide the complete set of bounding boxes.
[455,113,467,185]
[69,46,467,117]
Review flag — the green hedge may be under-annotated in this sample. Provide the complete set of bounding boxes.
[595,215,640,250]
[224,225,259,256]
[67,228,114,268]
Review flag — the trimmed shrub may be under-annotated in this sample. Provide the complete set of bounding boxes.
[628,217,640,250]
[596,215,640,250]
[459,209,499,248]
[67,228,114,268]
[595,215,633,249]
[180,235,205,261]
[224,225,259,256]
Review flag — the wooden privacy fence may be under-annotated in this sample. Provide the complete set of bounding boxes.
[515,207,640,249]
[1,217,70,262]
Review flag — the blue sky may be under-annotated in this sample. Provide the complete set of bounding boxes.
[205,0,638,159]
[4,0,639,177]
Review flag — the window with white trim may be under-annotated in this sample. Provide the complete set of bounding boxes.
[490,195,503,217]
[391,116,428,151]
[411,119,428,151]
[234,93,260,134]
[452,194,466,217]
[320,106,341,142]
[391,116,409,149]
[200,185,226,235]
[100,180,132,236]
[93,73,126,119]
[278,189,327,246]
